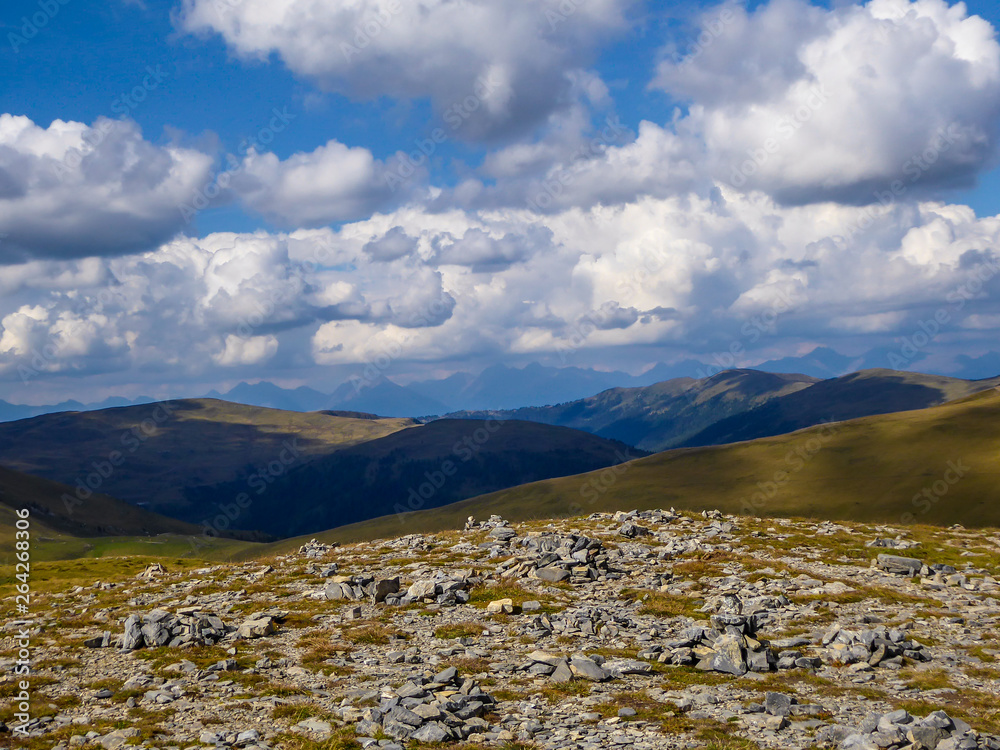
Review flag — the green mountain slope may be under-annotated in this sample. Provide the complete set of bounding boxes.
[297,387,1000,544]
[0,465,258,562]
[445,370,818,452]
[0,399,416,517]
[681,369,1000,447]
[186,419,642,538]
[0,465,200,538]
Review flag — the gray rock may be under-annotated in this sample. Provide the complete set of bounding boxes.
[765,692,792,717]
[876,554,923,575]
[710,635,747,676]
[295,718,332,735]
[324,582,349,600]
[100,729,141,750]
[410,722,451,743]
[372,577,400,603]
[237,616,277,639]
[551,660,574,683]
[407,580,438,599]
[535,566,571,583]
[570,656,610,681]
[907,725,951,749]
[121,614,143,651]
[433,666,458,684]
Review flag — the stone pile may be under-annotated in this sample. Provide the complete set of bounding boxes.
[833,709,999,750]
[866,537,919,550]
[298,538,336,558]
[611,508,680,525]
[324,571,481,607]
[465,514,515,531]
[820,624,932,669]
[337,666,499,744]
[521,606,635,641]
[875,554,926,576]
[305,560,339,577]
[84,608,283,651]
[136,562,167,581]
[496,533,619,583]
[325,575,401,603]
[517,650,652,683]
[875,554,971,587]
[640,598,820,675]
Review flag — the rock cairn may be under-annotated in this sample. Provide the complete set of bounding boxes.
[335,667,498,744]
[496,533,619,583]
[820,623,932,669]
[324,571,482,606]
[833,709,997,750]
[84,607,283,650]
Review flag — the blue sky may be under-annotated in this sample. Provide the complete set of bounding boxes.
[1,0,999,403]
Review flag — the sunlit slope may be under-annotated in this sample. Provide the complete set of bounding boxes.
[289,388,1000,545]
[683,369,1000,447]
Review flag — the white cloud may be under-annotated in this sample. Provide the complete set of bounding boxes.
[213,334,279,366]
[363,226,418,262]
[0,114,214,263]
[653,0,1000,205]
[5,188,999,388]
[233,139,398,226]
[177,0,634,140]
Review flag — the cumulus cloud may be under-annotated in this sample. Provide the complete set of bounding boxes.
[653,0,1000,205]
[362,226,418,263]
[0,114,214,263]
[5,190,1000,387]
[213,334,279,366]
[433,227,548,271]
[233,139,398,226]
[177,0,634,140]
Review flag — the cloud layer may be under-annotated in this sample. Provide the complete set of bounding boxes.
[4,191,1000,390]
[178,0,634,140]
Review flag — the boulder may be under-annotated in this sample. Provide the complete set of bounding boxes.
[534,566,571,583]
[121,614,143,651]
[237,616,277,639]
[876,554,923,576]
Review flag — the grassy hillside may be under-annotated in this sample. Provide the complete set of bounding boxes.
[290,387,1000,544]
[0,399,416,517]
[187,418,642,538]
[445,370,818,452]
[683,369,1000,447]
[0,465,257,562]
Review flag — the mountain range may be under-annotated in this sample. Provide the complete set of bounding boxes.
[446,368,1000,452]
[1,363,999,554]
[319,385,1000,544]
[5,346,1000,422]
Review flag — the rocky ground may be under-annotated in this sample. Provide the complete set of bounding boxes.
[4,509,1000,750]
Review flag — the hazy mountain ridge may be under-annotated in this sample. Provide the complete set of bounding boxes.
[5,348,999,422]
[439,369,1000,453]
[442,370,818,452]
[681,369,1000,447]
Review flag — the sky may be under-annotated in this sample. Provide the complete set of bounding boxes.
[1,0,999,404]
